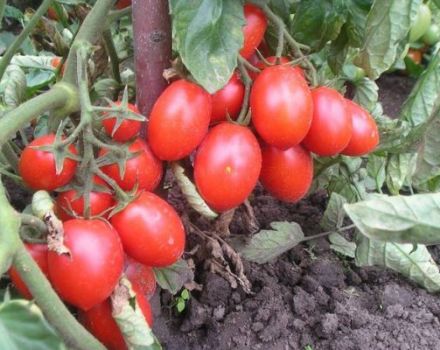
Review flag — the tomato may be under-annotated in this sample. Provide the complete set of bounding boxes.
[250,65,313,149]
[302,86,352,156]
[110,192,185,267]
[260,144,313,203]
[147,80,211,160]
[48,219,124,310]
[211,73,245,123]
[407,49,422,65]
[19,134,78,191]
[240,4,268,59]
[47,7,58,21]
[249,56,304,80]
[125,257,156,299]
[102,102,142,142]
[423,23,440,46]
[56,176,114,221]
[100,138,163,192]
[342,100,379,156]
[9,244,48,300]
[194,123,262,212]
[115,0,131,9]
[79,284,152,350]
[409,4,431,42]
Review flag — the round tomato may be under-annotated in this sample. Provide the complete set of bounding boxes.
[407,49,422,65]
[302,86,352,156]
[240,4,268,59]
[194,122,262,212]
[249,56,304,80]
[250,65,313,149]
[147,80,211,160]
[409,4,431,42]
[110,192,185,267]
[211,73,245,123]
[9,244,49,300]
[260,144,313,202]
[115,0,131,9]
[19,134,78,191]
[56,176,114,221]
[342,100,379,156]
[102,102,142,142]
[48,219,124,310]
[125,257,156,299]
[100,138,163,192]
[423,23,440,46]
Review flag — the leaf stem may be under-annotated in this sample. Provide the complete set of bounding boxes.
[302,224,356,242]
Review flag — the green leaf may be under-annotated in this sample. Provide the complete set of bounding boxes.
[153,260,194,295]
[328,26,349,74]
[1,65,26,107]
[241,221,304,263]
[321,193,347,230]
[366,154,386,191]
[0,300,65,350]
[355,235,440,293]
[345,0,372,47]
[170,0,244,93]
[180,289,190,300]
[344,193,440,245]
[386,153,416,195]
[269,0,294,24]
[329,232,356,258]
[355,0,421,79]
[353,77,379,113]
[4,5,23,20]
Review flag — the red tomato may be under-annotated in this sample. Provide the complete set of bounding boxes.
[240,4,268,59]
[260,144,313,202]
[302,86,352,156]
[125,257,156,299]
[147,80,211,161]
[47,7,58,20]
[48,219,124,310]
[100,138,163,192]
[211,73,245,123]
[248,56,290,80]
[342,100,379,156]
[194,122,262,212]
[110,192,185,267]
[407,49,422,65]
[102,102,142,142]
[9,244,48,300]
[56,176,114,221]
[115,0,131,9]
[250,65,313,149]
[19,134,78,191]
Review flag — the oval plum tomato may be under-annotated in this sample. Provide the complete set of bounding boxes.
[115,0,131,9]
[342,100,379,156]
[147,80,211,160]
[260,144,313,203]
[194,123,262,212]
[302,86,352,156]
[409,4,431,42]
[56,176,114,221]
[250,65,313,149]
[211,73,245,123]
[19,134,78,191]
[100,138,163,192]
[9,244,48,300]
[102,102,142,142]
[406,49,422,65]
[248,56,304,80]
[240,4,268,59]
[110,192,185,267]
[125,257,156,299]
[48,219,124,310]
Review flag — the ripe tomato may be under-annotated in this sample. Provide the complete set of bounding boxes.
[302,86,352,156]
[19,134,78,191]
[406,49,422,65]
[56,176,114,221]
[194,123,262,212]
[100,138,163,192]
[240,4,268,59]
[249,56,304,80]
[115,0,131,9]
[211,73,245,123]
[102,102,142,142]
[342,100,379,156]
[409,4,431,42]
[50,57,65,75]
[47,7,58,20]
[260,144,313,202]
[125,257,156,299]
[9,244,48,300]
[250,65,313,149]
[110,192,185,267]
[147,80,211,160]
[48,219,124,310]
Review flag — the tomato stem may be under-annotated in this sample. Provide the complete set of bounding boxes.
[236,58,253,125]
[275,24,284,63]
[20,214,48,235]
[102,29,122,86]
[302,224,356,242]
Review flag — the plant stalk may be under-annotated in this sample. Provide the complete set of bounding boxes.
[102,29,122,85]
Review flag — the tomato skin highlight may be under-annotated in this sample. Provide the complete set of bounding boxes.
[100,138,163,192]
[102,102,142,142]
[19,134,78,191]
[9,244,49,300]
[48,219,124,311]
[194,122,262,212]
[211,73,245,123]
[125,257,156,299]
[302,86,352,157]
[147,80,211,161]
[250,65,313,149]
[342,100,379,156]
[240,4,268,59]
[260,144,313,203]
[110,192,185,267]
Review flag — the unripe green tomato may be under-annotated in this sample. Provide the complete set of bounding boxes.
[343,63,366,82]
[409,4,431,42]
[422,23,440,46]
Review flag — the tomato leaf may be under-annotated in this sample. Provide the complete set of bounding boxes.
[329,232,356,258]
[169,0,244,93]
[385,153,416,195]
[328,26,349,74]
[153,260,194,295]
[353,77,379,113]
[1,65,26,108]
[321,192,347,230]
[366,154,386,192]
